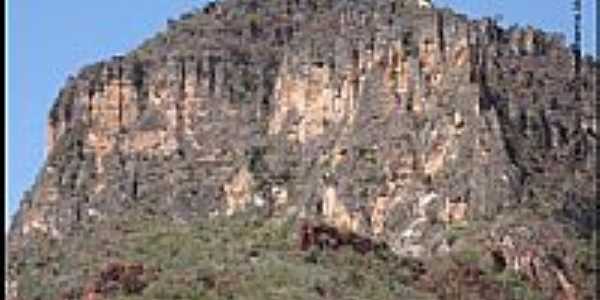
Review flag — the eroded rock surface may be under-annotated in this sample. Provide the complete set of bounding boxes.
[8,0,596,299]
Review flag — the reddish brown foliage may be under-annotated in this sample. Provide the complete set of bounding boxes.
[80,261,157,300]
[298,220,386,255]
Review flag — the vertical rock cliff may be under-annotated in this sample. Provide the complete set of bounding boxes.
[8,0,596,299]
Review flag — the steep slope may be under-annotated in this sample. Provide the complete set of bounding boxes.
[8,0,597,299]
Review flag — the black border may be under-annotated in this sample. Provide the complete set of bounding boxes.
[595,0,600,298]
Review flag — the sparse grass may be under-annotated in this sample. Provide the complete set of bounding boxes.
[445,222,470,245]
[488,271,545,300]
[14,212,435,300]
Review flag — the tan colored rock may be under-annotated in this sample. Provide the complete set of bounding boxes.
[392,48,411,95]
[439,197,468,224]
[86,131,115,174]
[224,167,254,216]
[423,139,449,176]
[419,37,438,73]
[453,111,465,130]
[452,35,470,67]
[22,210,47,235]
[95,82,120,131]
[127,130,172,154]
[554,267,577,300]
[423,122,463,176]
[269,63,342,143]
[6,278,17,300]
[21,207,61,238]
[268,67,303,138]
[371,195,392,236]
[183,81,203,135]
[271,185,289,211]
[523,27,537,55]
[46,122,56,156]
[322,185,359,233]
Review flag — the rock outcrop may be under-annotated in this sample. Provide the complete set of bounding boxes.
[8,0,596,299]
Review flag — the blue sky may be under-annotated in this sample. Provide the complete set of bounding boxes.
[6,0,597,226]
[6,0,204,227]
[436,0,597,55]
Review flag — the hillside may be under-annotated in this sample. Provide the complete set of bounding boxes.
[7,0,597,299]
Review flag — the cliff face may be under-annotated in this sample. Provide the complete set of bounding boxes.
[8,0,597,299]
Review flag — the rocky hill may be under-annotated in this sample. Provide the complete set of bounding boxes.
[7,0,597,299]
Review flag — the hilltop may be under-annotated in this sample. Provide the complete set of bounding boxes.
[7,1,597,299]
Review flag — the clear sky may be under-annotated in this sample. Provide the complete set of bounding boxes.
[6,0,206,229]
[436,0,597,55]
[6,0,597,228]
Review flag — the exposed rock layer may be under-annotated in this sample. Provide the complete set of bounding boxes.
[8,0,596,299]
